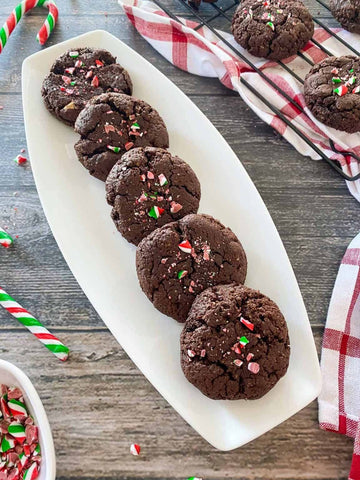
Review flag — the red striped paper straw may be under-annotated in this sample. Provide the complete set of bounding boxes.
[0,287,69,361]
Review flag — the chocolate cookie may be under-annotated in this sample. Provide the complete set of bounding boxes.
[329,0,360,33]
[42,47,132,126]
[74,93,169,181]
[136,214,247,322]
[304,55,360,133]
[106,147,201,245]
[180,284,290,400]
[231,0,314,60]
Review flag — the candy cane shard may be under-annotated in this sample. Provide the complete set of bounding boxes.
[0,0,59,54]
[0,228,13,248]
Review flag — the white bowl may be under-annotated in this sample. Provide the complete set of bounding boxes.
[0,360,56,480]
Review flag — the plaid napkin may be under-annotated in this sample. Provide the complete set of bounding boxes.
[319,232,360,480]
[120,0,360,201]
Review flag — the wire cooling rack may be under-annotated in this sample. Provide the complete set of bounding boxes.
[152,0,360,181]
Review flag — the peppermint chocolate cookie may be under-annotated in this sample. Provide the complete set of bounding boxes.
[136,214,247,322]
[330,0,360,33]
[231,0,314,60]
[42,47,132,126]
[304,55,360,133]
[181,284,290,400]
[106,147,201,245]
[74,93,169,181]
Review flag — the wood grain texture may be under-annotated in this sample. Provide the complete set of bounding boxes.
[0,0,358,478]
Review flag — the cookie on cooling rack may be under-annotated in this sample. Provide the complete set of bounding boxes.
[42,47,133,126]
[304,55,360,133]
[74,93,169,181]
[106,147,201,245]
[180,283,290,400]
[231,0,314,60]
[329,0,360,33]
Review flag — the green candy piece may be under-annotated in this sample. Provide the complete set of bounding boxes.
[1,436,14,453]
[178,270,187,279]
[239,335,249,345]
[332,77,341,83]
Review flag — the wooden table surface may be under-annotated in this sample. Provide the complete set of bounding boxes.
[0,1,359,479]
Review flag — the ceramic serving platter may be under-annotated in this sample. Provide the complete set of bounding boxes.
[22,29,321,451]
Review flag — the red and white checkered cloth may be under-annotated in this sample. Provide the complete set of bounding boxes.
[319,233,360,480]
[120,0,360,201]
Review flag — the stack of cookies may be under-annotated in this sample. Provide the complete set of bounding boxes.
[42,47,290,401]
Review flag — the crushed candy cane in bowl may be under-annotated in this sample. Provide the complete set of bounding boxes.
[0,360,55,480]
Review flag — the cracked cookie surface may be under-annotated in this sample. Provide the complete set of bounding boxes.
[136,214,247,323]
[42,47,133,126]
[106,147,201,245]
[231,0,313,60]
[304,55,360,133]
[180,284,290,400]
[329,0,360,33]
[74,93,169,181]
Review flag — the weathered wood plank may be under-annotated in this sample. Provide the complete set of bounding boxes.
[0,329,354,480]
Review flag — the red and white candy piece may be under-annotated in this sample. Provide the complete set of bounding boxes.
[104,124,115,134]
[0,435,15,453]
[240,316,254,331]
[7,399,28,418]
[248,362,260,374]
[353,86,360,94]
[18,452,27,468]
[23,445,31,457]
[158,173,168,186]
[187,349,196,358]
[233,359,243,367]
[233,344,242,355]
[130,443,140,456]
[334,85,348,96]
[91,75,99,87]
[14,155,27,165]
[22,462,38,480]
[8,423,26,443]
[0,397,10,419]
[148,206,164,219]
[170,202,182,214]
[178,240,192,254]
[0,228,13,249]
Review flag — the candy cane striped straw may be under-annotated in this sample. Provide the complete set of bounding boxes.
[0,287,69,361]
[0,0,59,54]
